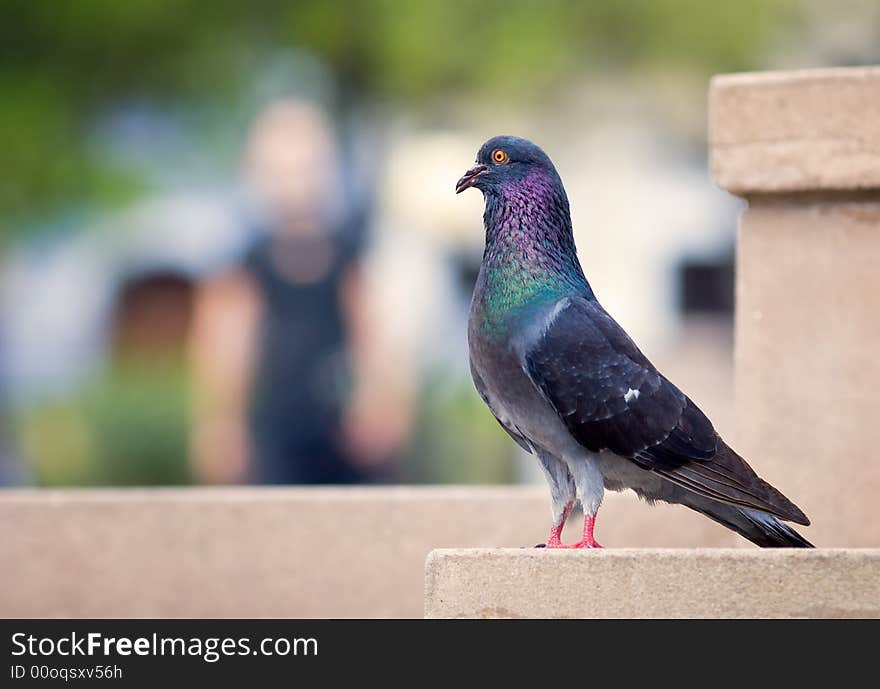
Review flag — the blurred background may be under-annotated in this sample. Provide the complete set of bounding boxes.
[1,0,879,488]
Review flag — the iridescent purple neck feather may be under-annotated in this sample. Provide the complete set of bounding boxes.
[479,168,593,324]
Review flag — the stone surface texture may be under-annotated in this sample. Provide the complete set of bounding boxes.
[710,67,880,193]
[425,548,880,618]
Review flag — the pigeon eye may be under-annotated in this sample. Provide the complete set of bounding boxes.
[492,149,508,164]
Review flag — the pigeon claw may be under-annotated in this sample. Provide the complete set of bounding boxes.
[569,538,603,549]
[540,538,603,549]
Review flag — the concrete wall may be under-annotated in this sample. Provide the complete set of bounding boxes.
[425,548,880,618]
[0,487,542,618]
[0,486,735,619]
[710,67,880,546]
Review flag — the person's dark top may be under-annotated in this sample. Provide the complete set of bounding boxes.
[243,218,365,484]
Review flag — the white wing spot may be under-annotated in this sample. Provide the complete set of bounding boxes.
[543,297,572,331]
[624,388,640,403]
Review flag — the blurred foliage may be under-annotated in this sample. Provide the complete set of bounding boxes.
[17,355,191,486]
[407,372,517,484]
[0,0,801,234]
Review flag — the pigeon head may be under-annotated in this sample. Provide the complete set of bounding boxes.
[455,135,563,198]
[457,135,587,301]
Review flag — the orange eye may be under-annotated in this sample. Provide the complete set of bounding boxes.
[492,149,508,164]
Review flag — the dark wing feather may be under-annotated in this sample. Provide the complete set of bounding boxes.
[522,296,808,525]
[522,296,715,466]
[651,439,809,525]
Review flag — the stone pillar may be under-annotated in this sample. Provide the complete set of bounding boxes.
[709,67,880,546]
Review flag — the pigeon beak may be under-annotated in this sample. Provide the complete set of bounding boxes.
[455,164,488,194]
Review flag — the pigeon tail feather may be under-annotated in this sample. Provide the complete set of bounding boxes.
[653,438,810,526]
[688,499,814,548]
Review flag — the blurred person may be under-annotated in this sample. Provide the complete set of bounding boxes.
[189,100,414,484]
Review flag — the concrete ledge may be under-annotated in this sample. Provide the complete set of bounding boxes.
[425,548,880,618]
[709,67,880,193]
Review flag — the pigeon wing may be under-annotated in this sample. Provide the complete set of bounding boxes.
[521,296,809,524]
[521,296,715,464]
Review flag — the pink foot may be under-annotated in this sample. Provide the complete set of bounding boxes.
[568,538,603,549]
[544,534,568,548]
[538,510,603,549]
[539,501,573,548]
[542,538,602,549]
[572,513,602,548]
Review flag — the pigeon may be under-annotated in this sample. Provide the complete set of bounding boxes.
[457,135,812,548]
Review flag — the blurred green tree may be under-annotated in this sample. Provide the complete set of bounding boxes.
[18,357,191,486]
[0,0,800,235]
